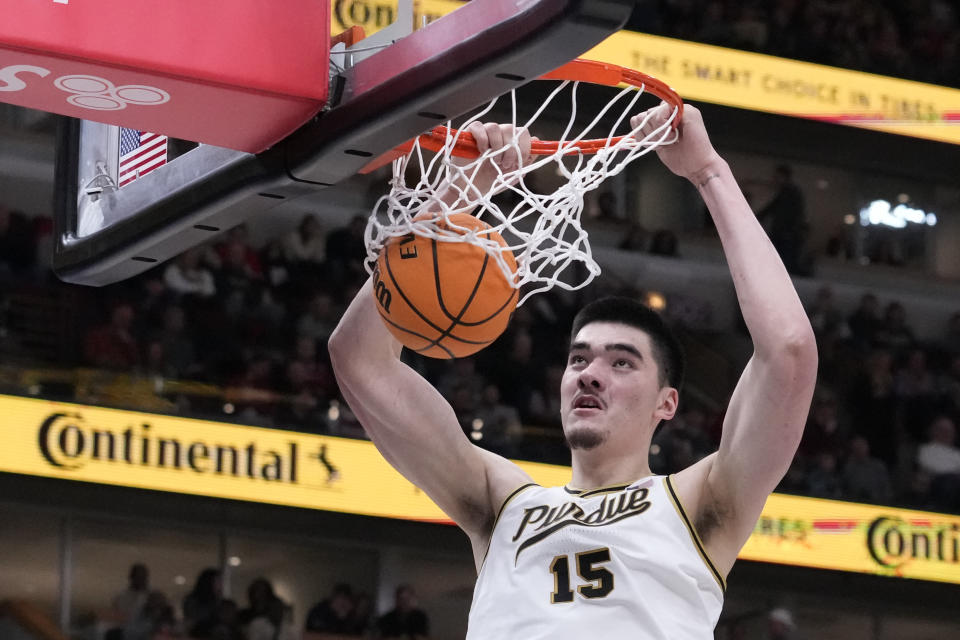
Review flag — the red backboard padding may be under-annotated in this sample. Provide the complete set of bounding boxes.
[0,1,330,153]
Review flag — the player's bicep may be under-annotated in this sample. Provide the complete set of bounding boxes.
[334,355,525,534]
[709,347,816,536]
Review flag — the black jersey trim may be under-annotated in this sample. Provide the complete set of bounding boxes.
[664,475,727,592]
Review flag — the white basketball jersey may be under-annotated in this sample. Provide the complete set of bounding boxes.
[466,475,724,640]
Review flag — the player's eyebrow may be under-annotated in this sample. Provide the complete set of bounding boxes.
[605,343,644,360]
[568,341,644,361]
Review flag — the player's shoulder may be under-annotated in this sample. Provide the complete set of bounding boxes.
[476,446,537,516]
[668,453,725,539]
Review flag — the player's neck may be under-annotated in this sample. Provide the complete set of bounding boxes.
[568,445,652,491]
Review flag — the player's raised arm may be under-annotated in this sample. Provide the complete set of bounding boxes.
[634,104,818,572]
[328,123,533,560]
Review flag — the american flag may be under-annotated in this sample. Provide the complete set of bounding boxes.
[118,128,167,187]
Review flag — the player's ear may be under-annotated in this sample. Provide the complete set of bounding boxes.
[654,386,678,422]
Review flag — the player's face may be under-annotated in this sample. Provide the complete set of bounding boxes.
[560,322,675,450]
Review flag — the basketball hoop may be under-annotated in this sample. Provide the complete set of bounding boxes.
[364,59,683,305]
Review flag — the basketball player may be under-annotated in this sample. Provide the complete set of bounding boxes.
[329,104,818,638]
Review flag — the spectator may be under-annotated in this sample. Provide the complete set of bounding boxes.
[124,590,178,640]
[450,384,479,435]
[895,349,938,441]
[875,301,915,353]
[183,568,222,637]
[842,436,894,504]
[806,286,849,378]
[350,592,375,637]
[132,273,172,335]
[806,286,847,345]
[377,584,430,640]
[297,291,340,344]
[807,452,844,499]
[261,237,291,291]
[164,247,217,298]
[238,577,278,628]
[325,215,369,282]
[799,395,847,462]
[916,416,960,509]
[527,365,564,428]
[777,456,809,495]
[284,214,326,266]
[435,357,485,403]
[83,302,140,370]
[694,2,733,46]
[901,468,936,511]
[247,597,297,640]
[766,607,796,640]
[849,349,898,467]
[757,164,807,275]
[305,583,358,636]
[482,329,543,422]
[110,563,150,628]
[652,407,715,474]
[939,353,960,417]
[847,293,882,350]
[216,225,263,278]
[731,5,769,50]
[141,339,173,379]
[943,311,960,356]
[157,305,199,379]
[217,233,265,315]
[190,599,242,640]
[472,383,523,457]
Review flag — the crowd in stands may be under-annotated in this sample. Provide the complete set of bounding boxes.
[629,0,960,88]
[2,196,960,515]
[102,563,428,640]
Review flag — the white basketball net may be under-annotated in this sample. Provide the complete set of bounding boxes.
[364,78,679,306]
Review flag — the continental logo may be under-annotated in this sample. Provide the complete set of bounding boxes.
[331,0,447,34]
[35,411,339,484]
[512,488,651,562]
[868,516,960,571]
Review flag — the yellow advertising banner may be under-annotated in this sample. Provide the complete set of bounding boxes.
[330,1,960,146]
[330,0,464,36]
[2,394,958,585]
[585,32,960,146]
[743,493,960,586]
[0,394,569,524]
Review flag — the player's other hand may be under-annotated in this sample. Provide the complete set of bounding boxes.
[631,103,722,184]
[455,122,535,197]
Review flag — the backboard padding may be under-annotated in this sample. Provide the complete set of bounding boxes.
[52,0,636,285]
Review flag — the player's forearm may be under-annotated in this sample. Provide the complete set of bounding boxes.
[329,278,402,373]
[692,159,815,357]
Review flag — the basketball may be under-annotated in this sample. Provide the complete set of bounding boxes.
[372,213,518,359]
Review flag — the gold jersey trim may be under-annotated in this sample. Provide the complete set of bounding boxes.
[479,482,539,570]
[564,481,634,497]
[664,475,727,592]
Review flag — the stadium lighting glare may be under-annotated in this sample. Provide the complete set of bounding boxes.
[859,200,936,228]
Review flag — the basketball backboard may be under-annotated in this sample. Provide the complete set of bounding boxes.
[3,0,637,285]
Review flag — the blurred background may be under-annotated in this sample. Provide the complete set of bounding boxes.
[2,1,960,639]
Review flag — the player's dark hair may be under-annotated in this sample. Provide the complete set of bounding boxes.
[570,296,684,390]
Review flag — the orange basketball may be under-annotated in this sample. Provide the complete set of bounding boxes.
[372,213,518,358]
